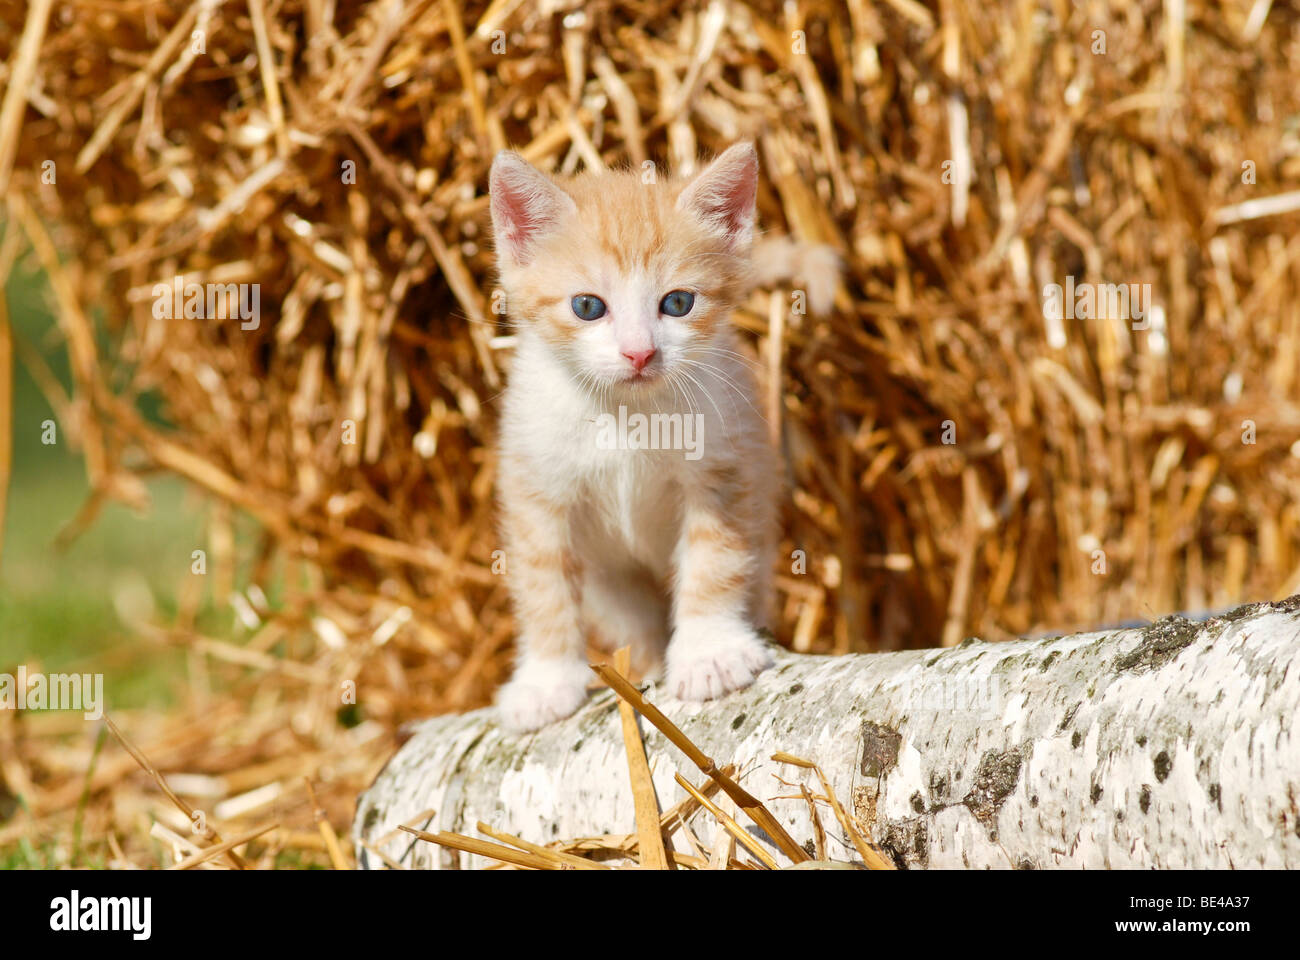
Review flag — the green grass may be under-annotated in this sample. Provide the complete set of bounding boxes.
[0,836,92,870]
[0,471,201,708]
[2,259,217,710]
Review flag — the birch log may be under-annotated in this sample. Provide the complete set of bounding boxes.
[353,596,1300,869]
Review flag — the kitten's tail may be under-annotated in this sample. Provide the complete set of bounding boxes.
[750,236,842,317]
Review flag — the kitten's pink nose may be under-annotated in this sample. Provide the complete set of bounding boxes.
[622,348,656,372]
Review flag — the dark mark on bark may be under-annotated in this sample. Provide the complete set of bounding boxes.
[879,816,928,869]
[860,721,902,778]
[1113,615,1201,673]
[1140,784,1151,813]
[929,771,949,803]
[910,791,925,814]
[731,713,746,730]
[1273,593,1300,615]
[1071,730,1082,749]
[962,747,1023,836]
[1214,600,1274,624]
[1154,751,1172,782]
[1058,703,1080,731]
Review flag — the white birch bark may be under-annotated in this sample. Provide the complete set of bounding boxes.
[353,597,1300,869]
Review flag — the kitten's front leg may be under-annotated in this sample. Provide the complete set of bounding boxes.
[666,483,773,701]
[496,478,591,732]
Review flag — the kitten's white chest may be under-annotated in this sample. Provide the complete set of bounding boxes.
[593,449,681,573]
[507,393,681,572]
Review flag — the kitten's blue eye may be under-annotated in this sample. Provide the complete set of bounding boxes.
[660,290,695,317]
[570,295,607,321]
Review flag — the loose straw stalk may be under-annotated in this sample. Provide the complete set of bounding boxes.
[773,752,894,870]
[591,662,810,865]
[399,824,566,871]
[104,716,247,870]
[610,647,672,869]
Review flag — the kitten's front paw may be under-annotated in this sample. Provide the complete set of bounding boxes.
[665,616,773,701]
[496,656,592,733]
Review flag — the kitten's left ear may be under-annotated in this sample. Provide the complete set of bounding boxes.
[675,141,759,249]
[489,151,578,267]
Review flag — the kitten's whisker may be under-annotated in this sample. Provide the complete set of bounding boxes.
[695,342,757,359]
[685,361,754,404]
[674,365,730,429]
[675,368,742,454]
[670,369,691,411]
[695,346,762,371]
[677,358,768,426]
[677,357,749,403]
[668,370,698,418]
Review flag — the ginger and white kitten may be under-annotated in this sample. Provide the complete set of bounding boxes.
[489,142,778,732]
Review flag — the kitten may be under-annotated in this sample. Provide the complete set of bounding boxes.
[488,142,778,732]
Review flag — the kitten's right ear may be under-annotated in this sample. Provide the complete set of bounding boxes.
[489,152,577,267]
